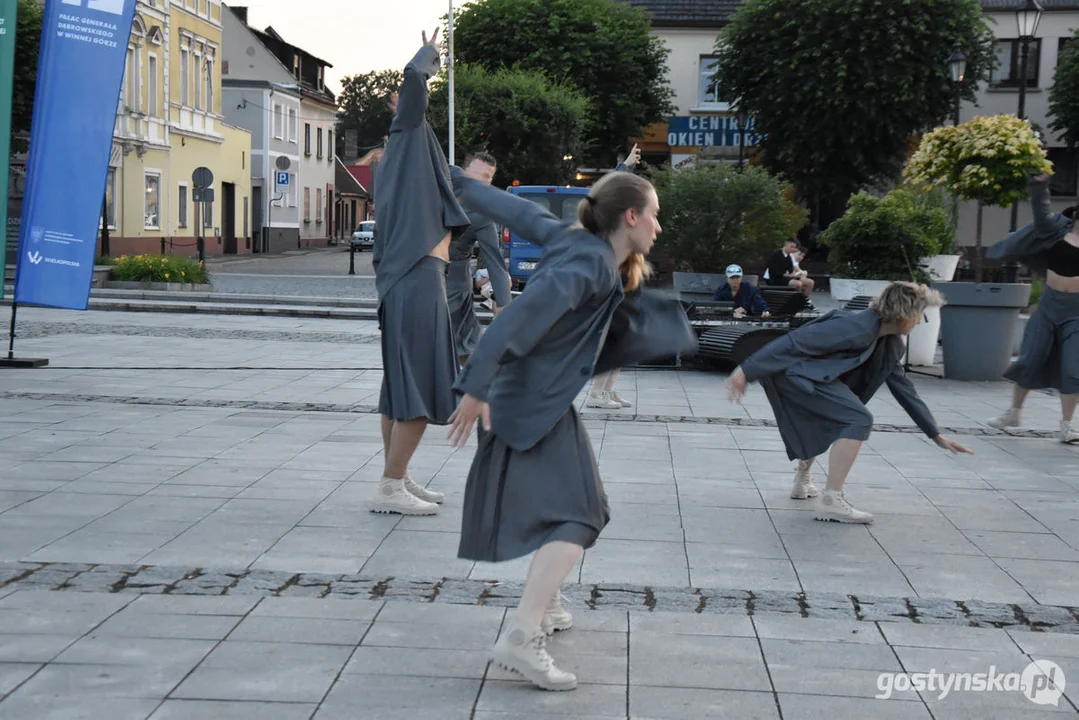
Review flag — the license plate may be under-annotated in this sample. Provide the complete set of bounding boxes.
[518,261,537,271]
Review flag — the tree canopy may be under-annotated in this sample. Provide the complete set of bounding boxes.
[334,69,402,159]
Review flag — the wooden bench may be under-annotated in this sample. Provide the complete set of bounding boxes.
[760,288,808,317]
[696,323,788,367]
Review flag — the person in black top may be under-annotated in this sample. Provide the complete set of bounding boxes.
[764,238,815,298]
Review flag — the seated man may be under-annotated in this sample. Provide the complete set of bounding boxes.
[713,264,771,319]
[764,239,816,298]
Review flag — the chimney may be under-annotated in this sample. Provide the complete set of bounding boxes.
[231,6,249,23]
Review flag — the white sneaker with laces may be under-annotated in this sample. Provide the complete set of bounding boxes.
[609,390,633,408]
[492,622,577,691]
[1061,421,1079,444]
[541,593,573,634]
[814,489,873,524]
[987,407,1021,430]
[403,473,445,504]
[586,390,622,409]
[371,476,439,516]
[790,460,820,500]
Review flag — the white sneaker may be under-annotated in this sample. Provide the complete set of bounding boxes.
[988,408,1021,430]
[371,477,439,515]
[541,593,573,634]
[609,390,633,408]
[492,622,577,691]
[585,390,621,410]
[814,489,873,524]
[1061,421,1079,445]
[790,460,820,500]
[403,473,445,504]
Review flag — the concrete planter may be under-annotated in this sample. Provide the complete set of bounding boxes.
[936,282,1031,381]
[104,280,213,292]
[91,266,112,288]
[921,254,961,282]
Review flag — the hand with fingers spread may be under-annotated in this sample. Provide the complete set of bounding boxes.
[448,394,491,448]
[934,435,974,455]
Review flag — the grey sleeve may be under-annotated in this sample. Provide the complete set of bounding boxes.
[450,166,564,248]
[740,316,854,382]
[395,45,440,130]
[1029,175,1059,236]
[475,219,512,307]
[454,254,601,400]
[885,370,940,438]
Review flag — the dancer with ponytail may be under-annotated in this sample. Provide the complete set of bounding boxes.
[446,166,694,691]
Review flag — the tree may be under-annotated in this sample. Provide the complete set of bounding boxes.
[12,0,43,152]
[334,69,402,159]
[649,162,806,274]
[427,65,589,187]
[449,0,674,167]
[1049,32,1079,147]
[714,0,996,220]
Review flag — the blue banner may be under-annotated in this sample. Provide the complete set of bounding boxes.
[667,115,760,149]
[14,0,135,310]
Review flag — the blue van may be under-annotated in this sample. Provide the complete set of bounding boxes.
[500,185,590,288]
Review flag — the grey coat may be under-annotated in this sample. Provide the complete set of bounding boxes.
[448,209,512,307]
[740,309,940,438]
[372,44,471,300]
[450,168,696,451]
[987,176,1069,273]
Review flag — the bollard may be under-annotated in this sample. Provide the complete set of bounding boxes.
[161,237,166,255]
[197,236,205,263]
[349,243,356,275]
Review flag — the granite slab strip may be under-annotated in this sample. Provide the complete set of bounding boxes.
[2,562,1077,634]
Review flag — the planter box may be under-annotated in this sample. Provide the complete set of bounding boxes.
[921,254,960,282]
[104,280,213,292]
[91,266,112,288]
[936,282,1031,381]
[829,278,892,303]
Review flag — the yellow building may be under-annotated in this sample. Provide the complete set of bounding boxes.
[104,0,252,256]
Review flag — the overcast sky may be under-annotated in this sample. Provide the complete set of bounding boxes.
[236,0,476,94]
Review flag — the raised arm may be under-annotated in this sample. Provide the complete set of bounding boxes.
[450,166,565,248]
[474,218,512,307]
[454,252,604,400]
[1029,174,1060,236]
[394,42,440,130]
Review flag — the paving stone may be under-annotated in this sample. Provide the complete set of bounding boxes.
[379,579,438,602]
[63,569,129,593]
[123,566,194,590]
[750,590,802,615]
[698,589,751,615]
[228,570,296,596]
[593,587,650,610]
[802,592,857,620]
[962,599,1023,627]
[170,572,244,596]
[854,595,913,622]
[1014,603,1079,629]
[433,579,488,604]
[910,597,967,623]
[651,588,703,613]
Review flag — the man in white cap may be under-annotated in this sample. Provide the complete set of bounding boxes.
[713,264,771,319]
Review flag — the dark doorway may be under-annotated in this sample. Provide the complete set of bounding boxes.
[222,182,237,254]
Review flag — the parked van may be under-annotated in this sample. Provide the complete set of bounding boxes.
[501,185,590,288]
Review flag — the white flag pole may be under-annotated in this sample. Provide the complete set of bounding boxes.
[448,0,455,165]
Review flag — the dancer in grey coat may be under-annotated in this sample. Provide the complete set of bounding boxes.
[726,282,972,524]
[371,28,472,516]
[446,167,695,691]
[986,174,1079,444]
[447,152,512,363]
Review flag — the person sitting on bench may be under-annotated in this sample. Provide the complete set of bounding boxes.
[713,264,771,319]
[764,238,815,298]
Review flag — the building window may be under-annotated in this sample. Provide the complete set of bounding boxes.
[289,173,297,206]
[148,54,158,116]
[303,187,311,221]
[180,45,190,105]
[1048,147,1078,196]
[194,46,203,110]
[204,57,214,113]
[101,168,117,229]
[243,196,249,238]
[304,123,311,155]
[317,127,323,158]
[126,47,141,111]
[144,174,160,229]
[990,39,1042,88]
[698,55,722,105]
[273,103,283,139]
[328,129,333,158]
[178,184,188,227]
[316,188,322,223]
[288,107,298,143]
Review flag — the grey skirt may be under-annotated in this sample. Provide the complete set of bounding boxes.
[378,255,459,424]
[760,374,874,461]
[447,259,482,358]
[1005,286,1079,394]
[458,408,610,563]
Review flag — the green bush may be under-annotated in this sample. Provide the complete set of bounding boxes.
[94,254,116,266]
[648,162,806,274]
[110,254,208,284]
[821,187,953,283]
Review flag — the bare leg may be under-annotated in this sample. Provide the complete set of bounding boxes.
[515,541,583,630]
[801,277,815,297]
[384,418,428,479]
[825,439,862,492]
[381,415,393,460]
[599,369,619,392]
[1012,385,1031,410]
[989,385,1030,429]
[1062,394,1077,423]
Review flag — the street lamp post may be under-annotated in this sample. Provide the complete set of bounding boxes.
[447,0,455,165]
[948,47,966,126]
[734,104,749,171]
[1006,0,1043,283]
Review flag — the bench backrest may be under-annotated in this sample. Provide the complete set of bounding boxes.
[673,271,759,302]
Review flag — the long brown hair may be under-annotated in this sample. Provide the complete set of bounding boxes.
[577,171,654,292]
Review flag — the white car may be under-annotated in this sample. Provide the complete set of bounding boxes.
[351,221,375,250]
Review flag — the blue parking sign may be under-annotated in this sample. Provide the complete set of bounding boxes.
[275,171,289,186]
